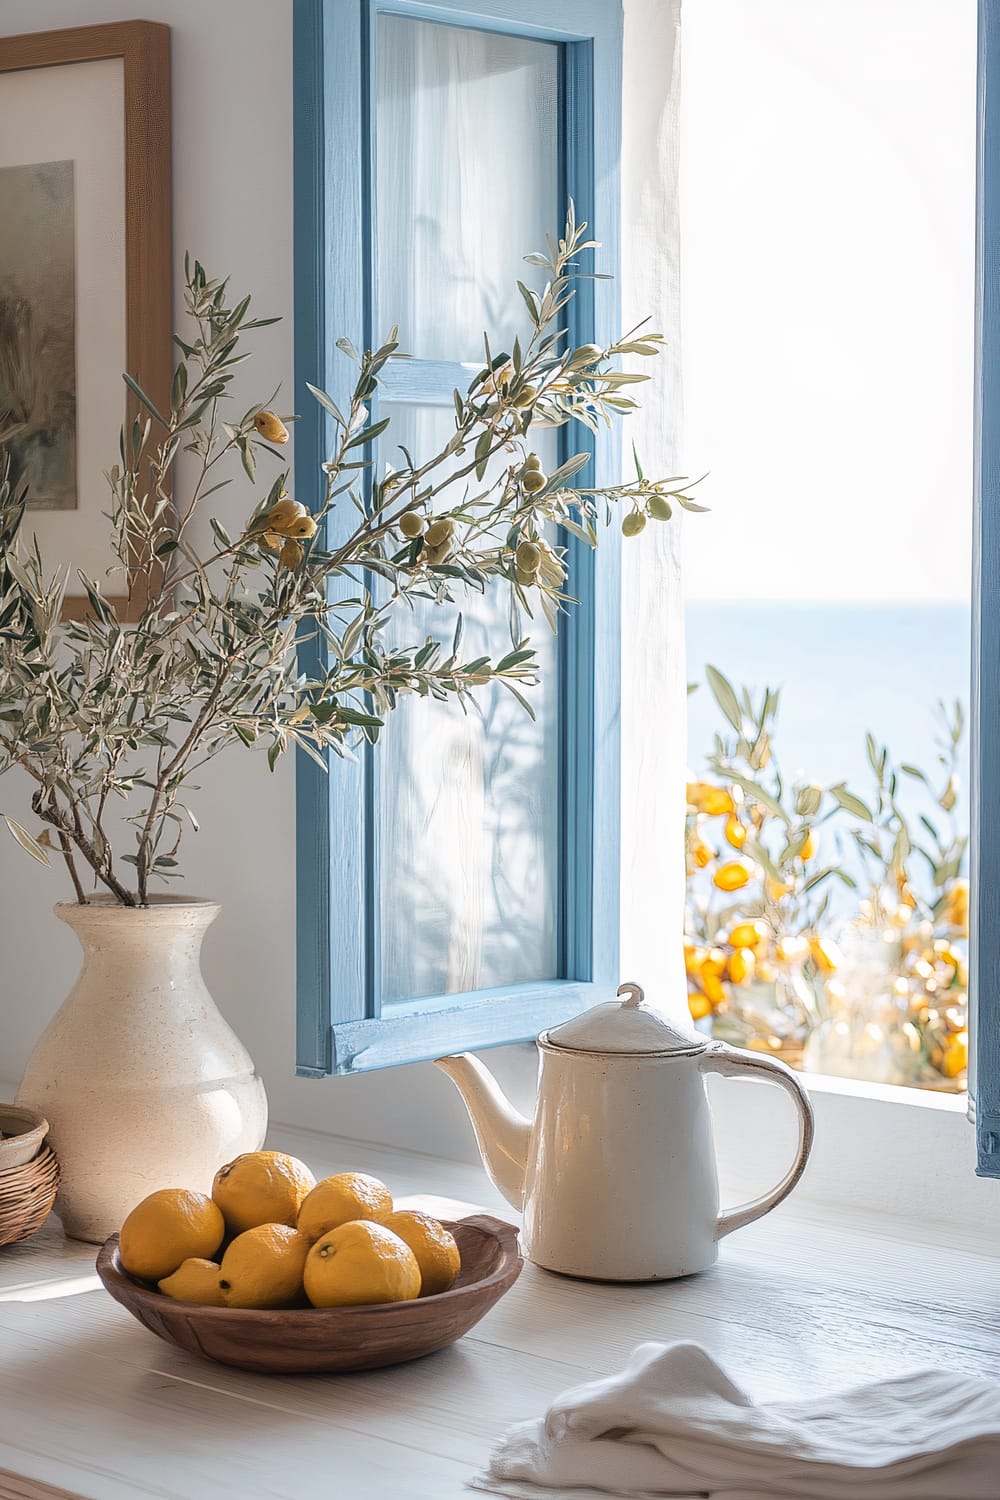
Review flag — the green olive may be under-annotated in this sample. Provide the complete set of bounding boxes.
[424,517,455,548]
[647,494,673,522]
[425,540,453,566]
[515,541,541,572]
[523,452,542,471]
[398,511,424,539]
[621,510,647,537]
[515,565,538,589]
[522,469,547,495]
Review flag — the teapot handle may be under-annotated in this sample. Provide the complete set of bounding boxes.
[698,1043,815,1239]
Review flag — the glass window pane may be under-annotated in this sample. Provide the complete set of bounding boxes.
[377,403,561,1004]
[375,15,559,363]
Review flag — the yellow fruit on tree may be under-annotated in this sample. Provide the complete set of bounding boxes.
[304,1221,422,1307]
[687,782,735,817]
[119,1189,225,1283]
[687,991,712,1021]
[809,936,842,974]
[799,829,818,861]
[158,1258,227,1306]
[212,1150,316,1235]
[254,409,289,444]
[691,836,715,869]
[724,813,747,849]
[218,1224,312,1309]
[766,875,793,902]
[941,1032,968,1079]
[728,947,755,985]
[621,510,646,536]
[297,1172,394,1242]
[399,511,424,539]
[684,943,707,975]
[713,859,752,892]
[382,1210,461,1297]
[729,919,769,952]
[776,934,810,965]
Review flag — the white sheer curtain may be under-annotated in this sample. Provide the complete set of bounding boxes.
[375,18,562,1005]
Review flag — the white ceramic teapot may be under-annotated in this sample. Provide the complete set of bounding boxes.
[435,982,815,1281]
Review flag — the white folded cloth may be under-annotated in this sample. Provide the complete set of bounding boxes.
[471,1341,1000,1500]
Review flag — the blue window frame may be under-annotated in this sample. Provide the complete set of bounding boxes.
[292,0,624,1075]
[973,0,1000,1173]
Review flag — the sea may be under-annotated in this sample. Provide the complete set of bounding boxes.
[685,601,971,900]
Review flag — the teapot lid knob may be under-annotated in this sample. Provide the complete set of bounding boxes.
[617,982,645,1009]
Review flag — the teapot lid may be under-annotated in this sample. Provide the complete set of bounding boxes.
[544,983,708,1055]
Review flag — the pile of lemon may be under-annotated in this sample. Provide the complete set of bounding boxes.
[118,1150,461,1309]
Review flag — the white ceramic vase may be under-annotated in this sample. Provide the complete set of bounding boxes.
[16,898,267,1243]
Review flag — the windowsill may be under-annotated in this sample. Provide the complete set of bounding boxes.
[0,1124,997,1500]
[801,1070,968,1111]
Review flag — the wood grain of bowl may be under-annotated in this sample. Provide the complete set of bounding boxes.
[96,1214,522,1374]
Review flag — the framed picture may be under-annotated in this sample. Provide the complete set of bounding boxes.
[0,21,171,620]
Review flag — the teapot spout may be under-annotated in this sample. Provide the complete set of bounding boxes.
[434,1053,531,1211]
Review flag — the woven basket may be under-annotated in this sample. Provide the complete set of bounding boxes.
[0,1145,60,1247]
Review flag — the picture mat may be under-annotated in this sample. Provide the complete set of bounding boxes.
[0,57,125,586]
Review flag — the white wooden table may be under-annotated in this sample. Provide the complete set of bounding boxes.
[1,1124,998,1499]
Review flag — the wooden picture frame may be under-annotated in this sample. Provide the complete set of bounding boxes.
[0,20,172,621]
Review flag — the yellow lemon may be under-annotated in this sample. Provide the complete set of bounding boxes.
[941,1032,968,1079]
[809,936,842,974]
[304,1221,421,1308]
[713,859,752,892]
[119,1189,224,1283]
[684,943,707,975]
[254,410,289,443]
[297,1172,394,1242]
[690,836,715,869]
[729,919,769,951]
[381,1210,461,1297]
[687,782,735,817]
[728,947,755,985]
[218,1224,312,1309]
[724,813,747,849]
[212,1150,316,1235]
[158,1258,227,1306]
[776,934,810,965]
[688,991,712,1021]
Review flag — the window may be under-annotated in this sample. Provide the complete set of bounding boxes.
[679,0,977,1099]
[292,0,624,1075]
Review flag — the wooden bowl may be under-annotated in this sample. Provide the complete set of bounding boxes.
[0,1144,60,1247]
[96,1214,521,1374]
[0,1104,49,1173]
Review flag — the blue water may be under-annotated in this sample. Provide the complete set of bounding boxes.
[685,602,971,891]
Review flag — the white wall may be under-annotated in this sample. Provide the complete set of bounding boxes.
[680,0,977,604]
[0,0,687,1157]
